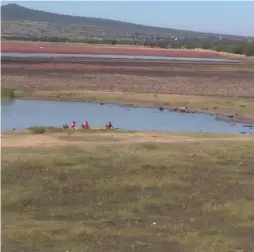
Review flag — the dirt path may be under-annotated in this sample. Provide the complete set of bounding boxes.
[1,132,254,148]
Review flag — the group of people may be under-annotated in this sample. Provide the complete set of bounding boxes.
[67,120,114,130]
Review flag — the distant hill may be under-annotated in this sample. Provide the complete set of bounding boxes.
[0,3,247,41]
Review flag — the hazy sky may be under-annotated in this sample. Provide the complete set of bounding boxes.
[2,1,254,36]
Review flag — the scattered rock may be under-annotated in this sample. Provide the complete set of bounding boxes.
[238,162,244,166]
[188,153,195,157]
[100,102,103,105]
[159,107,164,111]
[135,241,147,247]
[243,124,253,128]
[179,107,187,112]
[121,104,137,108]
[172,108,178,112]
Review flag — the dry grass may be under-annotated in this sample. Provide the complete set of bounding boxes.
[2,128,254,148]
[2,130,254,252]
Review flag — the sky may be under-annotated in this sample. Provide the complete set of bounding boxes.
[1,1,254,36]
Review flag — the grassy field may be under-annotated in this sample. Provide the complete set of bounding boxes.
[2,128,254,252]
[14,90,254,118]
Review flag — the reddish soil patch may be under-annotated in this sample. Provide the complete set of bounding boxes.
[2,41,224,58]
[1,62,247,78]
[3,63,252,79]
[27,63,153,71]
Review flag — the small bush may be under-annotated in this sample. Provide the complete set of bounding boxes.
[1,87,15,100]
[29,127,46,134]
[27,126,69,134]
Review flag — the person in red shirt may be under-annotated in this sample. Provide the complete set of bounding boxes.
[70,121,76,129]
[82,120,90,129]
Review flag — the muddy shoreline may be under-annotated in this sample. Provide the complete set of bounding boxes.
[2,52,254,124]
[11,92,254,125]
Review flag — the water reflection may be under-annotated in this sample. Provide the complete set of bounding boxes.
[1,53,238,62]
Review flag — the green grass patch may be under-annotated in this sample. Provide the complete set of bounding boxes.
[27,126,66,134]
[2,133,254,252]
[1,87,15,100]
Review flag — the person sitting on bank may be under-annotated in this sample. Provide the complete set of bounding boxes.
[70,120,76,129]
[63,124,68,129]
[82,120,90,129]
[106,121,114,130]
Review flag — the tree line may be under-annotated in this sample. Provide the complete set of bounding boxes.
[211,44,254,56]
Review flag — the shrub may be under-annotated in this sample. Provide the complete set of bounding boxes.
[29,127,46,134]
[1,87,15,99]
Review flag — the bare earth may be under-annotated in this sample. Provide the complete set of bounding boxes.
[2,131,254,148]
[2,56,254,98]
